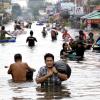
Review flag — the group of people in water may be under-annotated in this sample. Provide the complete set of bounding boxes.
[3,21,72,87]
[0,20,33,39]
[6,26,90,87]
[8,53,70,87]
[60,29,96,61]
[0,20,100,88]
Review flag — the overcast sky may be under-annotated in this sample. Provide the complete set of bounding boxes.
[11,0,58,7]
[11,0,27,7]
[47,0,58,3]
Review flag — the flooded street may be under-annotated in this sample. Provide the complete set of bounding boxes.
[0,22,100,100]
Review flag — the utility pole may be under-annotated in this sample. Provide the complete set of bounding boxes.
[1,0,4,25]
[2,0,4,11]
[74,0,76,15]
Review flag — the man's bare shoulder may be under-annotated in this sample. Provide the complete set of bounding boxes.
[23,62,29,66]
[10,63,15,67]
[22,62,30,69]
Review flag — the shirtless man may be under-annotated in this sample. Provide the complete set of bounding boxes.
[8,53,35,82]
[0,26,12,39]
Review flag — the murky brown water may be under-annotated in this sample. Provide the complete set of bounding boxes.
[0,22,100,100]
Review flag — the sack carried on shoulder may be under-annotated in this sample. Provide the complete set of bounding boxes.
[54,60,71,78]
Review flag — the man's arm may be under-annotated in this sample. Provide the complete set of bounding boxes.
[36,74,49,84]
[5,31,13,36]
[34,38,37,42]
[53,67,68,81]
[57,72,68,81]
[8,65,12,74]
[36,71,53,84]
[26,37,29,43]
[25,63,36,72]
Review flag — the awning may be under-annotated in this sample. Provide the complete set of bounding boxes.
[87,15,100,19]
[81,10,100,19]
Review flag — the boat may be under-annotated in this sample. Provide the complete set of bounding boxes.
[0,37,16,43]
[36,21,44,25]
[93,39,100,50]
[68,52,76,60]
[36,23,44,25]
[93,45,100,50]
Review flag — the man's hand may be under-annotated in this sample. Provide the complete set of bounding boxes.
[63,52,68,56]
[47,70,53,77]
[52,67,58,74]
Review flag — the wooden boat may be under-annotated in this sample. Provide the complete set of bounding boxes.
[0,37,16,43]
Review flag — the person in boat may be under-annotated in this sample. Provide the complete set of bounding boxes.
[0,26,12,40]
[42,27,47,37]
[36,53,68,87]
[26,30,37,47]
[8,53,35,82]
[60,43,72,60]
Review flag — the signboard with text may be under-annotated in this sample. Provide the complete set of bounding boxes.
[75,7,84,15]
[87,19,100,24]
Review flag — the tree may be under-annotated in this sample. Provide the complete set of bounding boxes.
[30,7,40,16]
[12,3,22,19]
[28,0,45,17]
[60,10,70,20]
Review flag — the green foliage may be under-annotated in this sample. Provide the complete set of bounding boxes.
[12,4,22,18]
[60,11,70,20]
[31,7,39,16]
[28,0,45,16]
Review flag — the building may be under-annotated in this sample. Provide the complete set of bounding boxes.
[0,0,11,10]
[0,0,12,25]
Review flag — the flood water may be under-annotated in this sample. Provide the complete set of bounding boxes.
[0,22,100,100]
